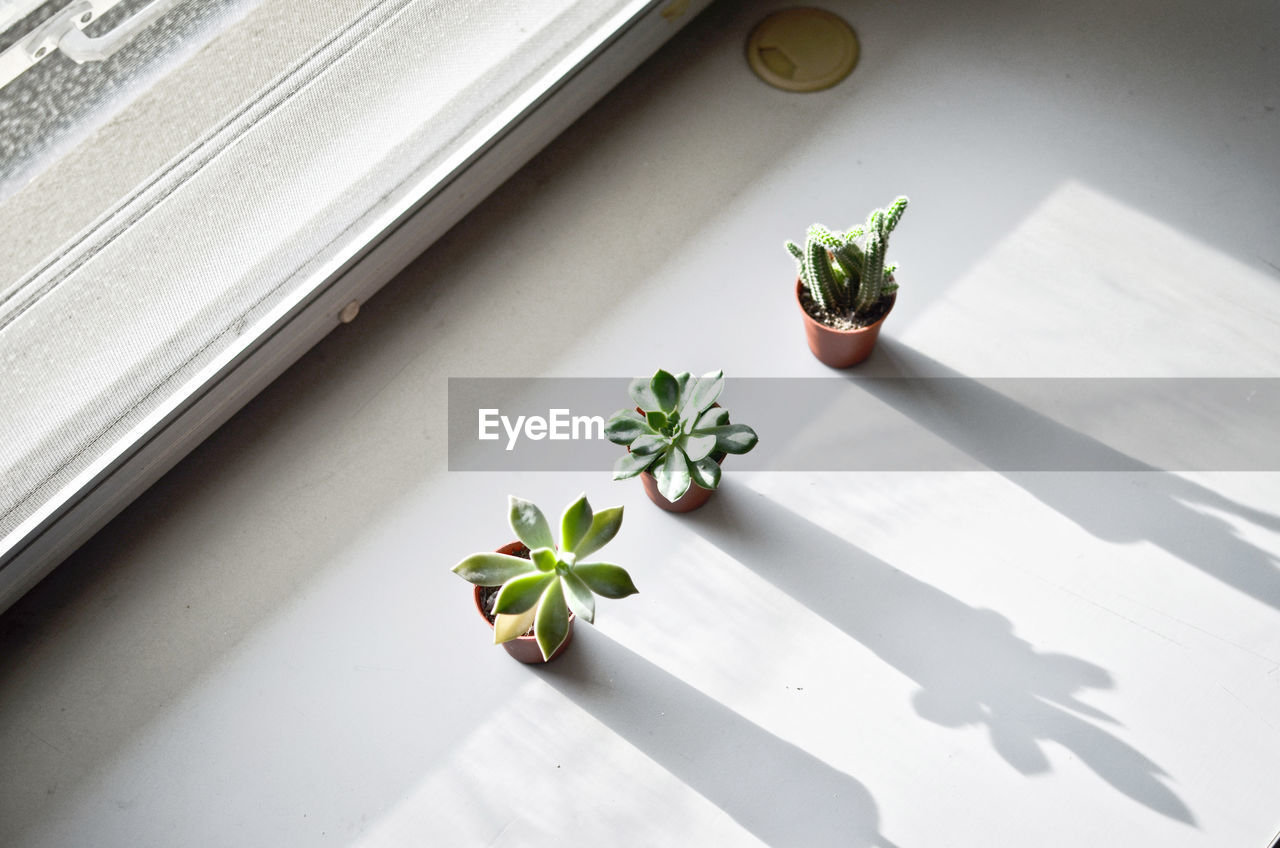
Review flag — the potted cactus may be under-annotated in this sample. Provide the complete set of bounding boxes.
[605,369,758,512]
[452,495,638,663]
[787,195,909,367]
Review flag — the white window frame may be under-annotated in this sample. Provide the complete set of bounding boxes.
[0,0,713,612]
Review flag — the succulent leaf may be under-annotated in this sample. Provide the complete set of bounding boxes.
[604,408,651,445]
[690,455,722,490]
[560,570,597,624]
[573,562,639,599]
[560,494,593,553]
[654,447,692,502]
[630,434,667,456]
[697,423,759,455]
[572,506,623,559]
[645,410,668,431]
[452,552,537,586]
[696,406,730,429]
[493,608,536,644]
[680,370,723,420]
[679,432,716,463]
[613,450,657,480]
[493,571,556,615]
[650,369,680,413]
[628,377,659,411]
[674,372,692,401]
[508,496,554,550]
[531,547,558,572]
[534,578,571,660]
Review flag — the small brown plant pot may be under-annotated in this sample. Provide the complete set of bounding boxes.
[472,541,574,664]
[796,278,894,368]
[640,470,717,513]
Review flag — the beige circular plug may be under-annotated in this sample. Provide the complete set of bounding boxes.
[746,7,859,92]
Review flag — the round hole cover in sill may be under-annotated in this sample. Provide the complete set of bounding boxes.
[746,7,859,92]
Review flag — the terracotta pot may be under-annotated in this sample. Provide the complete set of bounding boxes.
[795,278,895,368]
[472,541,574,664]
[640,469,717,513]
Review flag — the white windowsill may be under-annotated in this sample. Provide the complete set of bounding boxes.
[1,0,1278,845]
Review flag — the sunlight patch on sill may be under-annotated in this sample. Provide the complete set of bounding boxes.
[351,677,763,846]
[899,179,1280,377]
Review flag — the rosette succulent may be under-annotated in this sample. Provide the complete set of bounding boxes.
[452,495,638,661]
[605,369,759,502]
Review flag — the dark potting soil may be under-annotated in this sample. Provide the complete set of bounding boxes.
[799,286,893,331]
[478,543,531,629]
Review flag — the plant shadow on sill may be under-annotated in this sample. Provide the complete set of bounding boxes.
[684,489,1196,826]
[538,634,895,848]
[859,340,1280,613]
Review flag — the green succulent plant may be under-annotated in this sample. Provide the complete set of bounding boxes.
[605,369,759,502]
[786,195,909,322]
[452,495,638,661]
